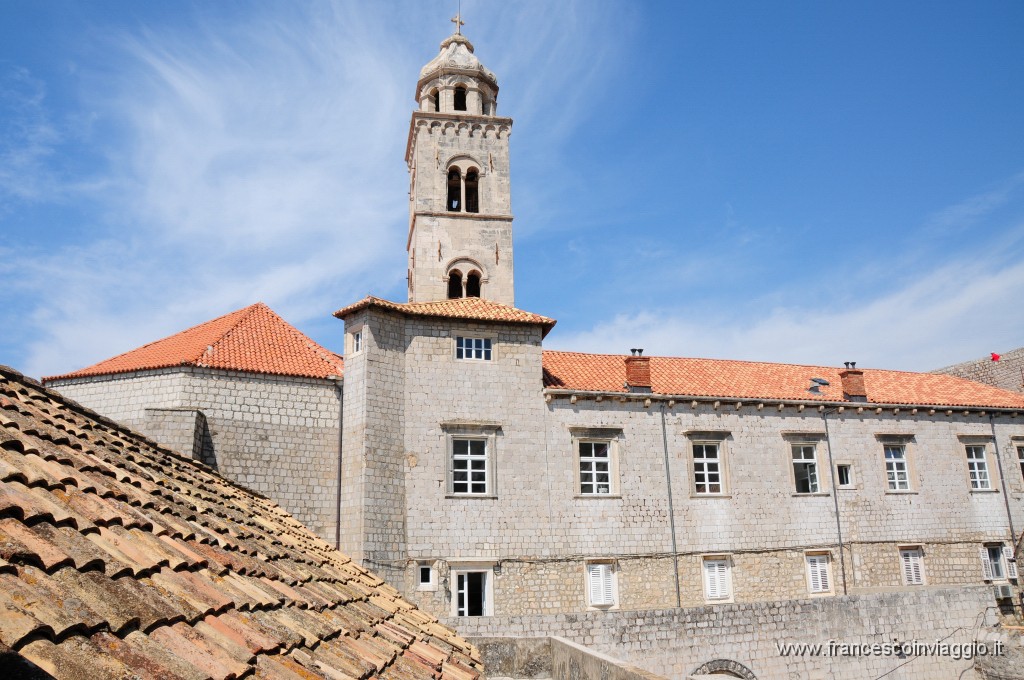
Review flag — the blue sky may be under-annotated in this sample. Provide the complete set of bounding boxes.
[2,0,1023,378]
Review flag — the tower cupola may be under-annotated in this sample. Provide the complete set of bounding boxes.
[416,29,499,115]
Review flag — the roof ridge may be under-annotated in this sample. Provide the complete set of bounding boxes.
[200,302,267,366]
[542,348,868,373]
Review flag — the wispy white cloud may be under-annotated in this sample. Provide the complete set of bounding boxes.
[0,68,60,206]
[548,251,1024,372]
[925,171,1024,235]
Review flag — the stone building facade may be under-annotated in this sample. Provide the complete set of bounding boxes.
[44,27,1024,680]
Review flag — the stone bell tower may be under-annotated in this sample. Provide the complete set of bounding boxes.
[406,18,515,305]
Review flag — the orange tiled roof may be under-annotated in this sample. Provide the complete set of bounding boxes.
[44,303,345,382]
[542,350,1024,408]
[334,296,556,337]
[0,364,482,679]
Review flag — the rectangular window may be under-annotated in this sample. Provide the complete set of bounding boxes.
[452,438,488,494]
[885,444,910,491]
[703,557,732,601]
[792,444,819,493]
[353,329,362,353]
[836,464,853,488]
[900,548,925,585]
[693,443,723,494]
[419,564,432,585]
[982,545,1019,581]
[456,336,492,360]
[454,570,490,616]
[579,441,612,495]
[1017,445,1024,481]
[966,445,991,490]
[586,563,616,607]
[806,553,832,594]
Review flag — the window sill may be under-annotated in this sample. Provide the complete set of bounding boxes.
[690,493,733,499]
[884,490,919,495]
[837,485,858,491]
[445,494,498,500]
[586,604,619,611]
[791,492,831,498]
[574,494,621,500]
[704,598,734,605]
[970,488,999,494]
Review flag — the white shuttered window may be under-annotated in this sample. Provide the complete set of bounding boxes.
[703,558,731,601]
[587,563,615,607]
[1005,547,1019,579]
[900,548,924,585]
[806,554,832,594]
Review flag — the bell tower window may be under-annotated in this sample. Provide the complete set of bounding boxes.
[465,169,479,213]
[454,86,467,112]
[447,168,462,211]
[431,88,440,112]
[466,271,481,298]
[448,270,464,299]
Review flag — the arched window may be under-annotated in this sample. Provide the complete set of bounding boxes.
[430,88,440,112]
[465,169,479,213]
[454,86,467,112]
[466,271,481,298]
[447,168,461,211]
[448,270,463,299]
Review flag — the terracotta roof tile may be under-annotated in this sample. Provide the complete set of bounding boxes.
[0,364,481,679]
[334,295,557,336]
[542,350,1024,409]
[44,303,345,382]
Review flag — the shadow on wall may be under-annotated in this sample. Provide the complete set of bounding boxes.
[142,407,217,470]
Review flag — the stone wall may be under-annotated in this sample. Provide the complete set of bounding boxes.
[451,587,998,680]
[936,347,1024,394]
[48,367,342,543]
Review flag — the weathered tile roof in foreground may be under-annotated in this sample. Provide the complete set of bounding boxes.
[44,303,345,383]
[334,296,557,337]
[0,365,481,679]
[542,350,1024,408]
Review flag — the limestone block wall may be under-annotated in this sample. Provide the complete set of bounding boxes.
[143,407,207,461]
[936,347,1024,394]
[49,368,341,543]
[451,587,997,680]
[396,336,1024,617]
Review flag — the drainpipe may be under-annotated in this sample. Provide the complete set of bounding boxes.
[989,414,1018,552]
[821,408,849,595]
[332,377,344,551]
[659,403,682,608]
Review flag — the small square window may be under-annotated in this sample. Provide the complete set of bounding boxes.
[836,463,854,488]
[966,445,991,490]
[419,564,432,585]
[456,336,492,360]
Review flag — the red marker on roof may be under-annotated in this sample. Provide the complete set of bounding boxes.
[991,353,1001,362]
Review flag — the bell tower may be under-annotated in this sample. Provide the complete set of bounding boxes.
[406,19,515,305]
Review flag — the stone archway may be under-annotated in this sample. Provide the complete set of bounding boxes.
[689,658,758,679]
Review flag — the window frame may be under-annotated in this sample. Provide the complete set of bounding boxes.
[791,442,821,495]
[805,551,833,595]
[981,544,1019,582]
[835,462,855,489]
[899,546,925,586]
[1016,442,1024,483]
[570,427,623,499]
[585,561,618,609]
[965,443,993,491]
[348,326,364,355]
[702,555,733,603]
[449,563,494,617]
[455,335,493,361]
[686,431,730,497]
[417,561,437,591]
[443,422,500,498]
[884,443,911,492]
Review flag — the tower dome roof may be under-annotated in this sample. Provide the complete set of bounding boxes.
[418,32,498,91]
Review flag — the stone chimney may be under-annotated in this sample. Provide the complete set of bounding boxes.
[839,367,867,402]
[625,349,652,393]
